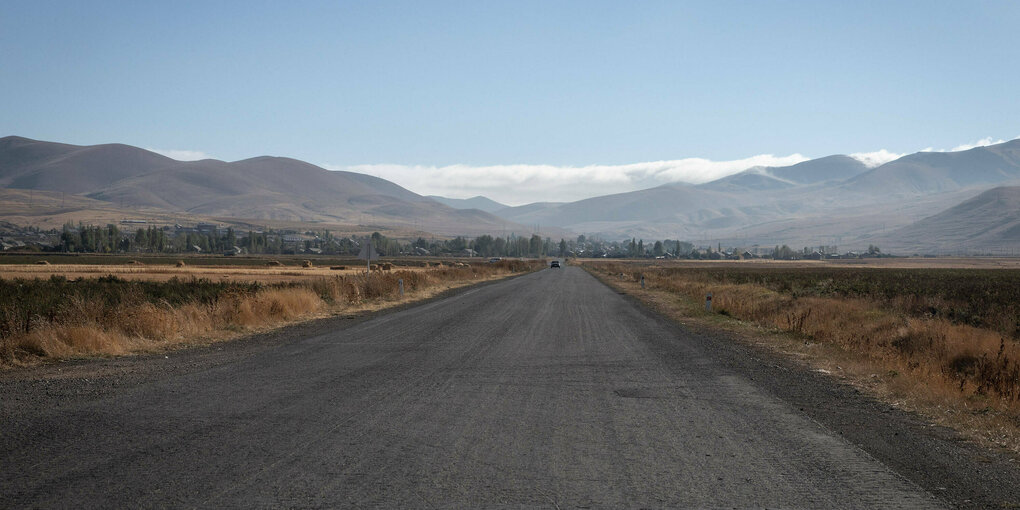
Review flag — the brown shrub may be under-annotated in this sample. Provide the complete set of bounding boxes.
[302,260,313,268]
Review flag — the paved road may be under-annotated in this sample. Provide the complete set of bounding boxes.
[2,265,1019,508]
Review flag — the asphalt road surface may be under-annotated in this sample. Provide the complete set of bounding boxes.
[4,265,1020,508]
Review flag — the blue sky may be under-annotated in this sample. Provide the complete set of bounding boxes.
[2,1,1019,204]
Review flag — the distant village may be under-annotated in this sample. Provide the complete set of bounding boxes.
[0,220,889,260]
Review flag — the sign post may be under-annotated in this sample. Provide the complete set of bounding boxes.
[357,238,380,273]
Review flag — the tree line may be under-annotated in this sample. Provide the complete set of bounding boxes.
[53,222,876,259]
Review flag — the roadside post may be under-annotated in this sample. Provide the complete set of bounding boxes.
[641,275,645,289]
[706,293,712,312]
[399,278,404,296]
[357,238,379,274]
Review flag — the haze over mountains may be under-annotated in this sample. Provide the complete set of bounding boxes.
[875,186,1020,254]
[2,135,1020,253]
[480,139,1020,252]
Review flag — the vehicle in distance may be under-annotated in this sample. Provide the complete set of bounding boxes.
[550,260,560,268]
[488,257,502,263]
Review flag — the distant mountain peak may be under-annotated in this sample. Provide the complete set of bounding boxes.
[427,195,508,213]
[1,135,35,144]
[697,153,868,191]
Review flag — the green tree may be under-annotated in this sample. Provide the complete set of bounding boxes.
[474,235,494,256]
[529,234,543,256]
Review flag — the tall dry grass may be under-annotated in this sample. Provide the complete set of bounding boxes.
[5,287,324,362]
[1,259,542,366]
[584,262,1020,403]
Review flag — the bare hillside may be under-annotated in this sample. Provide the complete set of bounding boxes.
[876,186,1020,253]
[0,137,538,236]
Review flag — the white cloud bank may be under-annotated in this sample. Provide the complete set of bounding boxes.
[945,136,1009,152]
[848,149,906,168]
[316,134,1017,205]
[336,153,808,206]
[850,136,1019,168]
[146,148,212,161]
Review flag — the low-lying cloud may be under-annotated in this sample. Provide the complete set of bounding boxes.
[147,148,212,161]
[848,149,906,168]
[337,153,808,206]
[851,136,1019,168]
[339,135,1017,204]
[945,136,1009,152]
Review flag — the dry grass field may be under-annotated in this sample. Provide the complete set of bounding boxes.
[592,256,1020,270]
[0,262,428,283]
[0,258,543,367]
[582,258,1020,454]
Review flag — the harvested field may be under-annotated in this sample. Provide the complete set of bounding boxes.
[0,259,543,367]
[0,263,427,284]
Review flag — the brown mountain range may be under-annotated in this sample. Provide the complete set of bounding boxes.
[0,136,534,237]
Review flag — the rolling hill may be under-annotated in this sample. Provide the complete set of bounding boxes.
[842,140,1020,195]
[7,135,1020,253]
[875,186,1020,254]
[768,155,869,184]
[491,140,1020,252]
[0,136,537,237]
[697,155,868,192]
[0,136,176,192]
[427,195,508,213]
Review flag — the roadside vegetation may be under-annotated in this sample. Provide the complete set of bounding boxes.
[582,260,1020,450]
[0,259,542,367]
[653,266,1020,340]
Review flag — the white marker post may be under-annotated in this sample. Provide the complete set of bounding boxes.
[399,278,404,296]
[706,293,712,312]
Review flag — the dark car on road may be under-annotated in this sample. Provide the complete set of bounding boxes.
[550,260,560,268]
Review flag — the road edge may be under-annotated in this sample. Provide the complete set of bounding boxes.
[580,264,1020,509]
